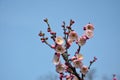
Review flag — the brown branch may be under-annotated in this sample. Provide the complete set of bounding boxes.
[61,53,82,80]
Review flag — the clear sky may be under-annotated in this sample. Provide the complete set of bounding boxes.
[0,0,120,80]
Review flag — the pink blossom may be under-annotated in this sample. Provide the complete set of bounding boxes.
[84,23,94,31]
[75,53,84,61]
[70,56,77,61]
[56,63,65,73]
[51,44,55,49]
[77,36,87,46]
[80,65,88,75]
[55,45,66,54]
[73,59,83,68]
[66,39,73,49]
[67,39,73,45]
[69,31,78,41]
[85,30,94,39]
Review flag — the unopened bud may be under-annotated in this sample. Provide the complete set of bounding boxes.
[50,31,56,35]
[47,27,51,32]
[44,18,48,22]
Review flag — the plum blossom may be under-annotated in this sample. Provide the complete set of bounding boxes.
[55,36,64,45]
[84,23,94,31]
[73,59,83,68]
[39,19,96,80]
[69,31,78,41]
[85,30,94,39]
[80,65,88,75]
[66,39,73,49]
[77,36,87,46]
[67,38,73,45]
[55,45,66,54]
[56,63,65,73]
[52,53,60,65]
[76,53,84,61]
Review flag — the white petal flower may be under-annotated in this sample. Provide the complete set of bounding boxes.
[69,31,78,41]
[76,53,84,61]
[84,23,94,31]
[77,36,87,46]
[55,36,64,45]
[73,59,83,68]
[55,45,66,54]
[52,53,60,65]
[85,30,94,39]
[80,65,88,75]
[56,63,65,73]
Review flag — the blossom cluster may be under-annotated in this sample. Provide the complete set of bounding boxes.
[39,18,97,80]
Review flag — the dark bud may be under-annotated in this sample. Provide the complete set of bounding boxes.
[90,61,93,64]
[38,31,44,37]
[94,57,97,61]
[64,32,69,35]
[43,18,48,22]
[45,37,48,40]
[83,26,86,30]
[40,38,45,43]
[47,27,51,32]
[70,19,75,26]
[50,31,56,35]
[66,26,71,29]
[61,24,65,28]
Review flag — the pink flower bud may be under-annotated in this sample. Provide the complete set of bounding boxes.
[67,26,71,29]
[40,38,45,43]
[47,27,51,32]
[71,56,77,61]
[51,44,55,49]
[83,26,86,30]
[50,31,56,35]
[38,31,44,37]
[70,19,75,26]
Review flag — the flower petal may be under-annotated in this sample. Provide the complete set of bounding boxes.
[52,53,60,65]
[55,45,66,54]
[56,63,65,73]
[85,30,94,39]
[69,31,78,41]
[55,36,64,45]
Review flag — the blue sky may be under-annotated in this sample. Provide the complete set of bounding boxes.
[0,0,120,80]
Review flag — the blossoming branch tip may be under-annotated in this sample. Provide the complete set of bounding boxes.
[43,18,48,23]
